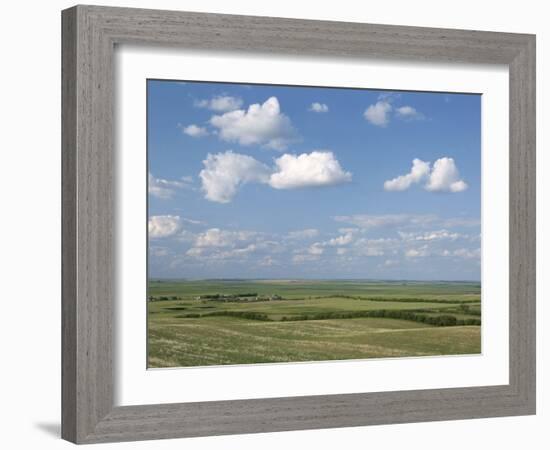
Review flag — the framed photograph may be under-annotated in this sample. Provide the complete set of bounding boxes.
[62,5,536,444]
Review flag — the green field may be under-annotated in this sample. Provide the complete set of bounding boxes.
[147,279,481,368]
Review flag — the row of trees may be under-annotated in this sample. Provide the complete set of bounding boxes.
[200,293,258,299]
[148,295,180,302]
[311,295,481,305]
[176,309,481,326]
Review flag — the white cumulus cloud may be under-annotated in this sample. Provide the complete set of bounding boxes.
[269,151,352,189]
[194,95,243,112]
[199,151,271,203]
[210,97,298,150]
[395,105,424,121]
[364,100,392,126]
[384,159,431,191]
[148,215,181,238]
[364,94,425,127]
[181,124,209,137]
[309,102,329,113]
[425,157,468,192]
[384,157,468,193]
[199,150,352,203]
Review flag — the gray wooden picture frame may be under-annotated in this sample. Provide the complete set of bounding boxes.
[61,4,536,444]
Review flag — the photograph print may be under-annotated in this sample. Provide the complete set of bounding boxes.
[147,80,482,368]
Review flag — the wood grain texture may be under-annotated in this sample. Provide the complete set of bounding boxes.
[508,36,536,408]
[62,5,114,442]
[61,7,77,443]
[61,5,536,444]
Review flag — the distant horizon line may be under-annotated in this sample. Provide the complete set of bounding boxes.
[147,277,481,283]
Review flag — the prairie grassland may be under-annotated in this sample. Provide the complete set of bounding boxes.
[147,279,481,368]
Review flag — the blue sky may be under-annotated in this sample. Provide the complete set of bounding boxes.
[147,80,481,281]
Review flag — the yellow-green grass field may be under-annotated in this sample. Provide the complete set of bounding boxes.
[147,280,481,368]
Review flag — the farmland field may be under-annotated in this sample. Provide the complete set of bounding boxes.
[147,279,481,368]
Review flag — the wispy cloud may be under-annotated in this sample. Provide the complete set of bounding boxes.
[194,95,243,112]
[333,213,437,230]
[286,229,320,240]
[364,93,425,127]
[398,229,462,242]
[395,106,424,121]
[308,102,329,113]
[149,173,193,199]
[149,214,481,277]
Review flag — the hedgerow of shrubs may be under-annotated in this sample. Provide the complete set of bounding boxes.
[178,309,481,326]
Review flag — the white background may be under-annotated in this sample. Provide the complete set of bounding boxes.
[116,48,509,405]
[0,0,547,449]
